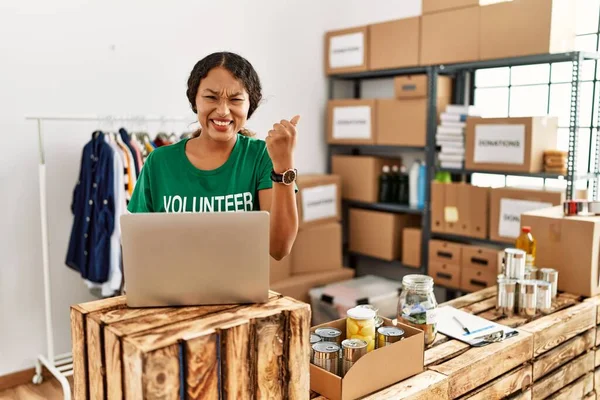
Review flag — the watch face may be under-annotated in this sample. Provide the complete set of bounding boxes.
[282,169,297,185]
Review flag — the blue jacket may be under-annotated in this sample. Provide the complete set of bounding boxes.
[65,131,115,283]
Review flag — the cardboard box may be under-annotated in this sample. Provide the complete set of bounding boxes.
[291,222,342,275]
[270,255,291,284]
[480,0,575,60]
[422,0,480,14]
[310,318,424,400]
[327,99,377,145]
[461,245,499,273]
[394,75,453,99]
[489,187,564,242]
[429,240,463,264]
[444,182,461,234]
[271,268,355,303]
[349,209,420,261]
[466,117,558,173]
[331,155,399,203]
[369,17,420,70]
[431,181,446,233]
[521,206,600,297]
[325,26,368,75]
[402,228,422,268]
[461,266,496,293]
[457,184,490,239]
[420,6,480,65]
[429,261,461,289]
[297,174,342,230]
[376,97,450,146]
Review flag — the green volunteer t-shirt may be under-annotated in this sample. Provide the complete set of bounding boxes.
[128,134,275,213]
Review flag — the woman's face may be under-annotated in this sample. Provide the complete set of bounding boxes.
[195,67,250,142]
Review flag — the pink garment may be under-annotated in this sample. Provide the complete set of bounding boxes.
[129,140,145,172]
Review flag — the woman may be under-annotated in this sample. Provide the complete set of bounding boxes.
[128,52,299,260]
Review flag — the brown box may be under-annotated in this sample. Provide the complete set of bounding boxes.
[480,0,575,60]
[467,185,490,239]
[489,187,564,242]
[327,99,377,145]
[270,255,292,284]
[349,209,420,261]
[429,240,462,264]
[402,228,422,268]
[376,97,450,146]
[429,261,461,289]
[331,155,399,203]
[297,174,342,230]
[431,181,446,233]
[271,268,355,303]
[420,6,480,65]
[466,117,559,173]
[369,17,420,70]
[291,222,342,275]
[461,245,499,273]
[521,206,600,297]
[422,0,480,14]
[394,75,453,99]
[325,26,369,75]
[461,266,496,293]
[310,317,424,400]
[444,182,461,234]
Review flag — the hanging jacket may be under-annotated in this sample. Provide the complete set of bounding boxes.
[119,128,140,177]
[65,131,115,283]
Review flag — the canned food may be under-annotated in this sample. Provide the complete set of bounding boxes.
[497,276,517,316]
[535,280,552,315]
[315,327,342,345]
[341,339,367,377]
[503,249,526,280]
[524,267,538,280]
[518,280,537,317]
[310,333,322,362]
[312,342,340,376]
[376,326,405,348]
[539,268,558,300]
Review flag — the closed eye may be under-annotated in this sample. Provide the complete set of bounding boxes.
[231,98,243,102]
[204,95,217,100]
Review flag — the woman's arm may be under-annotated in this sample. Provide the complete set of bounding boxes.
[259,185,298,260]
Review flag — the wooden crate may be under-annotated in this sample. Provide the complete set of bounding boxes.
[71,291,310,399]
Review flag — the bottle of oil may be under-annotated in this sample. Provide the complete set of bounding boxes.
[378,165,391,203]
[515,226,536,267]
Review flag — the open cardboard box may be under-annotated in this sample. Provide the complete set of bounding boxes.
[310,317,424,400]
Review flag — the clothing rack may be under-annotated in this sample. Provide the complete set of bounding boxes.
[25,114,189,399]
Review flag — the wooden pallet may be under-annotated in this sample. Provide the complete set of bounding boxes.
[71,291,310,400]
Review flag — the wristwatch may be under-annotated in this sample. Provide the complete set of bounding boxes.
[271,168,297,185]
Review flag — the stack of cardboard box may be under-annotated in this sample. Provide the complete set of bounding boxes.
[270,174,354,303]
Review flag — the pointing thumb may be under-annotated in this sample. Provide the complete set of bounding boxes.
[290,115,301,127]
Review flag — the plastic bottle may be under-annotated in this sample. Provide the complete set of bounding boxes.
[417,162,427,209]
[378,165,391,203]
[515,226,537,267]
[398,165,409,205]
[391,165,400,203]
[409,160,421,208]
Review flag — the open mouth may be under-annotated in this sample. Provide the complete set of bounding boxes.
[211,119,233,130]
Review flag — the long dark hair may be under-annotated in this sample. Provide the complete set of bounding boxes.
[187,52,262,137]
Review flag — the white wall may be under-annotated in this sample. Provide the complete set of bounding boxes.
[0,0,421,375]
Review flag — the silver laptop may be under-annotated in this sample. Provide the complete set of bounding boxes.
[120,211,270,307]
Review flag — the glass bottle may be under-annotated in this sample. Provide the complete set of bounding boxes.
[346,306,376,352]
[515,226,536,267]
[398,165,409,205]
[397,275,438,346]
[390,165,400,204]
[378,165,391,203]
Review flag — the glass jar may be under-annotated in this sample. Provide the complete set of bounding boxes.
[346,306,376,352]
[356,304,384,330]
[397,275,438,346]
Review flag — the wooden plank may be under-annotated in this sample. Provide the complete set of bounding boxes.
[222,323,251,399]
[597,326,600,348]
[497,316,529,328]
[462,297,497,315]
[286,306,311,399]
[585,391,597,400]
[86,317,104,400]
[597,349,600,369]
[584,296,600,325]
[185,333,219,399]
[532,329,595,381]
[76,295,127,313]
[440,287,496,309]
[521,302,596,357]
[532,351,594,399]
[361,370,450,400]
[507,388,532,400]
[547,372,594,400]
[477,309,502,322]
[70,306,87,400]
[595,367,600,392]
[104,328,123,400]
[429,331,533,399]
[430,333,451,348]
[460,363,532,400]
[425,340,470,367]
[142,345,180,400]
[255,313,286,399]
[123,341,143,399]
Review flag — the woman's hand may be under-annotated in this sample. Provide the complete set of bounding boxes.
[266,115,300,172]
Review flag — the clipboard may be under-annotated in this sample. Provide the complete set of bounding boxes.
[435,306,518,347]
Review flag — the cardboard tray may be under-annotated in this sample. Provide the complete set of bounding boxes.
[310,317,425,400]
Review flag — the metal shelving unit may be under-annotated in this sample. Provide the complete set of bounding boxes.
[327,51,600,285]
[343,200,423,215]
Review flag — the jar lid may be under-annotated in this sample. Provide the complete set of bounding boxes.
[347,306,376,320]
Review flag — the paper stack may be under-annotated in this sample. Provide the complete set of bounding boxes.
[437,105,480,170]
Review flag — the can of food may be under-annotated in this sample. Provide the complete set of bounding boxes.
[310,333,322,362]
[315,327,342,345]
[312,342,340,376]
[497,276,517,316]
[356,304,384,330]
[535,280,552,315]
[563,199,589,216]
[376,326,405,349]
[539,268,558,299]
[503,249,526,280]
[341,339,367,377]
[524,266,538,280]
[518,280,537,317]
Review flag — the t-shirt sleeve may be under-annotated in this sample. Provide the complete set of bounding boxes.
[127,152,154,213]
